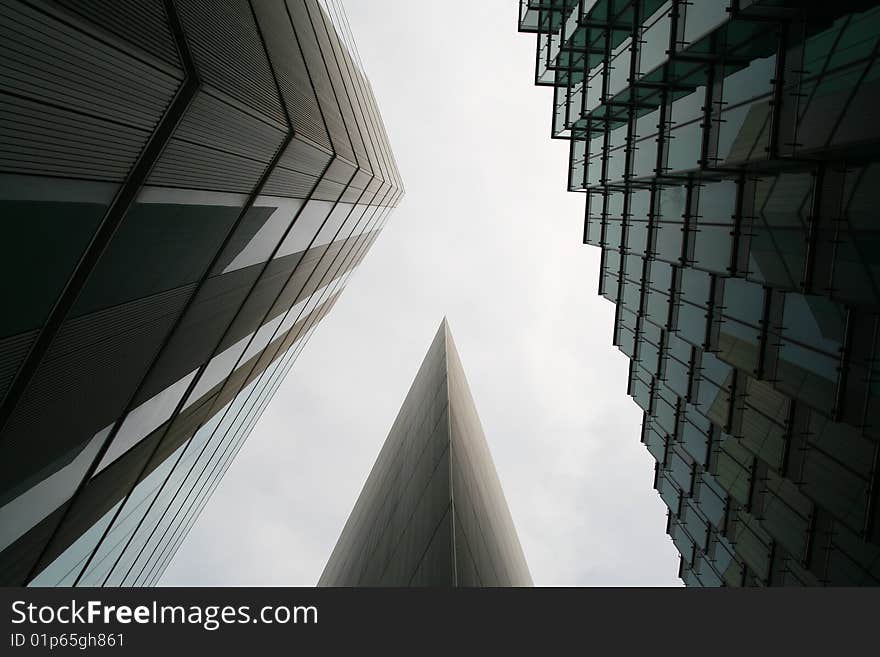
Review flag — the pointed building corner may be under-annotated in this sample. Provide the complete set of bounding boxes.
[319,321,532,587]
[439,315,451,347]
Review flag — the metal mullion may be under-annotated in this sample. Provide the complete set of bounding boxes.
[129,200,390,586]
[69,0,319,588]
[0,1,198,431]
[11,0,201,587]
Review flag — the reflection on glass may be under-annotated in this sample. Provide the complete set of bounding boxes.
[221,197,305,273]
[94,371,199,474]
[0,427,109,553]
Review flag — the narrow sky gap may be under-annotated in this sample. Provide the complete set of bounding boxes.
[162,0,681,587]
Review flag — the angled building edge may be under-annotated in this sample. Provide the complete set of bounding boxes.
[319,319,532,586]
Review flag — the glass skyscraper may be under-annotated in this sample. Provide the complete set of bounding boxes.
[519,0,880,585]
[319,320,532,587]
[0,0,402,586]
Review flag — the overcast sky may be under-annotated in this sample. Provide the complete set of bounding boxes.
[162,0,681,587]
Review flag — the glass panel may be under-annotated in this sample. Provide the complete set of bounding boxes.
[0,426,110,554]
[695,180,737,222]
[717,99,772,164]
[77,443,188,586]
[668,448,693,492]
[219,197,305,273]
[71,189,244,317]
[602,248,621,301]
[677,302,707,347]
[28,500,124,587]
[740,383,787,470]
[586,67,603,113]
[645,424,667,462]
[682,500,709,551]
[646,287,672,326]
[777,294,844,409]
[721,276,763,326]
[658,184,687,222]
[104,404,229,585]
[697,471,727,527]
[671,518,696,562]
[625,219,650,256]
[639,6,672,75]
[665,354,690,398]
[608,45,632,97]
[657,473,682,511]
[634,107,661,140]
[683,0,729,44]
[721,56,777,107]
[605,217,623,251]
[717,317,760,373]
[666,120,702,173]
[762,469,810,557]
[713,533,742,585]
[0,175,111,339]
[714,434,752,505]
[607,147,627,182]
[93,371,199,474]
[632,136,658,179]
[273,199,335,258]
[731,511,772,580]
[670,87,706,126]
[654,392,678,436]
[640,334,661,376]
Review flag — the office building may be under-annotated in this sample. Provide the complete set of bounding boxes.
[319,319,532,586]
[0,0,402,586]
[519,0,880,584]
